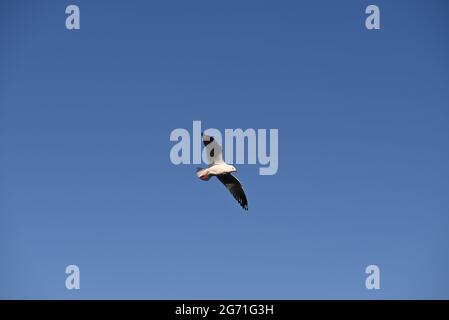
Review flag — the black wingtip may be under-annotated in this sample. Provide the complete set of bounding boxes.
[202,133,214,146]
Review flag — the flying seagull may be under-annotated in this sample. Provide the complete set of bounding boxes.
[196,133,248,211]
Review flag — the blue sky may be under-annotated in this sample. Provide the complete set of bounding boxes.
[1,0,449,299]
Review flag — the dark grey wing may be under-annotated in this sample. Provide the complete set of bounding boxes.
[216,173,248,211]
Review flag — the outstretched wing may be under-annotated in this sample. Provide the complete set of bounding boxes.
[202,133,224,165]
[216,173,248,211]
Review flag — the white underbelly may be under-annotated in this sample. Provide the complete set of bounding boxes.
[207,164,233,175]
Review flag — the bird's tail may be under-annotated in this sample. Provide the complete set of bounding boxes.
[196,167,211,181]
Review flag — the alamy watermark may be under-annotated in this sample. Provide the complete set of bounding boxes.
[65,264,80,290]
[169,121,279,175]
[365,264,381,290]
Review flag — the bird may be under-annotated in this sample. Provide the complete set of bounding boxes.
[196,133,248,211]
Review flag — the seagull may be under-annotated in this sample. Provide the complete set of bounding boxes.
[196,133,248,211]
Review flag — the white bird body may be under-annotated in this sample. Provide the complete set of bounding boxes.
[196,133,249,210]
[197,163,236,180]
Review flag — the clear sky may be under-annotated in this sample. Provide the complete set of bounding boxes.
[1,0,449,299]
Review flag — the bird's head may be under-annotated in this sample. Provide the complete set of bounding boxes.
[230,165,237,172]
